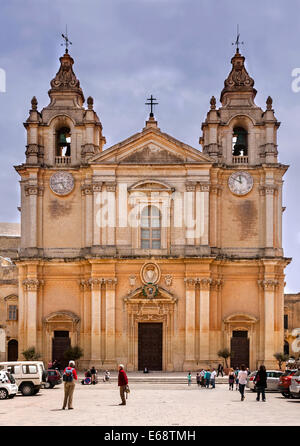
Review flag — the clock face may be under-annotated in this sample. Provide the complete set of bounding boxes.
[228,171,253,196]
[50,172,74,196]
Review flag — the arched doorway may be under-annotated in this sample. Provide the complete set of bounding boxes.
[230,331,249,368]
[8,339,18,361]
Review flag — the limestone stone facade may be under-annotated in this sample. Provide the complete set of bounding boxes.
[1,48,297,370]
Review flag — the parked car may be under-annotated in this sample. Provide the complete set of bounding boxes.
[289,370,300,398]
[0,361,45,396]
[0,370,18,400]
[278,369,298,398]
[247,370,284,391]
[43,369,62,389]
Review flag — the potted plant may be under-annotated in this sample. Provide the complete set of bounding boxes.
[217,348,231,375]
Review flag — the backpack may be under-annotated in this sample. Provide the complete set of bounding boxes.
[63,367,74,382]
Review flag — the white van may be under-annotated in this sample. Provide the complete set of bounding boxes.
[0,361,45,396]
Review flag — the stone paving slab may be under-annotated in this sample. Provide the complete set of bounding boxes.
[0,381,299,426]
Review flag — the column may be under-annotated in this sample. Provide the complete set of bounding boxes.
[185,183,196,245]
[183,278,196,369]
[23,278,42,349]
[261,279,278,368]
[90,278,102,362]
[199,184,210,246]
[265,186,276,255]
[92,182,102,247]
[25,184,38,248]
[199,278,212,363]
[104,278,117,367]
[82,185,93,248]
[106,182,116,246]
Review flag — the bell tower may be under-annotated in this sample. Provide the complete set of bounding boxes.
[201,49,279,166]
[23,50,106,169]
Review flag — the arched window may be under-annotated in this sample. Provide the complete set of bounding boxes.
[232,127,248,157]
[141,205,161,249]
[56,127,71,157]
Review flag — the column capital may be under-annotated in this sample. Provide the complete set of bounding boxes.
[185,182,196,192]
[258,279,279,291]
[211,278,223,289]
[106,182,117,192]
[210,185,223,196]
[23,278,43,290]
[88,278,104,289]
[199,183,210,192]
[92,182,103,192]
[25,185,44,196]
[105,278,117,289]
[81,184,93,195]
[184,278,197,289]
[199,277,212,290]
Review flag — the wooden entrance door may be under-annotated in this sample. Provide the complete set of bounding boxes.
[52,331,70,369]
[8,339,18,361]
[138,323,163,371]
[230,330,249,368]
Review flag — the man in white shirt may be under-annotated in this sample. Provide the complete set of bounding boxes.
[210,369,217,389]
[237,365,248,401]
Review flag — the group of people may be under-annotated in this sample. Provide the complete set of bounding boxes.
[188,364,267,402]
[188,369,218,388]
[62,361,129,410]
[81,366,98,385]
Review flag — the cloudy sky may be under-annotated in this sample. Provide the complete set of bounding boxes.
[0,0,299,292]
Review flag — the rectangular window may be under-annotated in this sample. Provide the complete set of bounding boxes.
[284,314,288,329]
[8,305,17,321]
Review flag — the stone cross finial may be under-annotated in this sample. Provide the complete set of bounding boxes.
[31,96,38,110]
[210,96,216,110]
[87,96,94,110]
[266,96,273,110]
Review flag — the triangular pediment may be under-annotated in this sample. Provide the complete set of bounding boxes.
[89,127,213,165]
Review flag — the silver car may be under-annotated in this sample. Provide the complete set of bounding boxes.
[0,370,18,399]
[247,370,284,391]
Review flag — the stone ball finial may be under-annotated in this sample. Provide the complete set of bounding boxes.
[210,96,216,110]
[266,96,273,110]
[87,96,94,110]
[31,96,38,110]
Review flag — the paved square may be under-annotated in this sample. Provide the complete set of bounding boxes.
[0,381,299,426]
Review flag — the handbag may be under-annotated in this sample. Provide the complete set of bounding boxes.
[125,385,130,399]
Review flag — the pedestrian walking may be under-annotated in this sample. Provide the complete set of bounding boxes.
[118,364,128,405]
[196,372,201,387]
[228,368,235,390]
[210,368,217,388]
[217,363,224,377]
[62,360,77,410]
[200,369,206,387]
[90,366,97,384]
[237,364,248,401]
[234,367,239,390]
[254,365,267,402]
[204,369,211,388]
[187,371,192,386]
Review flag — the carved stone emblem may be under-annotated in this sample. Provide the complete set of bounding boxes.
[140,262,161,285]
[164,275,172,287]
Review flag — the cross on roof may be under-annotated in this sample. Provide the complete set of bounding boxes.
[61,25,72,53]
[145,94,158,118]
[232,24,244,53]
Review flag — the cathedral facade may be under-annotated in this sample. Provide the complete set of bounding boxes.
[10,48,291,371]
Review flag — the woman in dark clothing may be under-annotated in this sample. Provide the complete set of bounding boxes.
[254,365,267,402]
